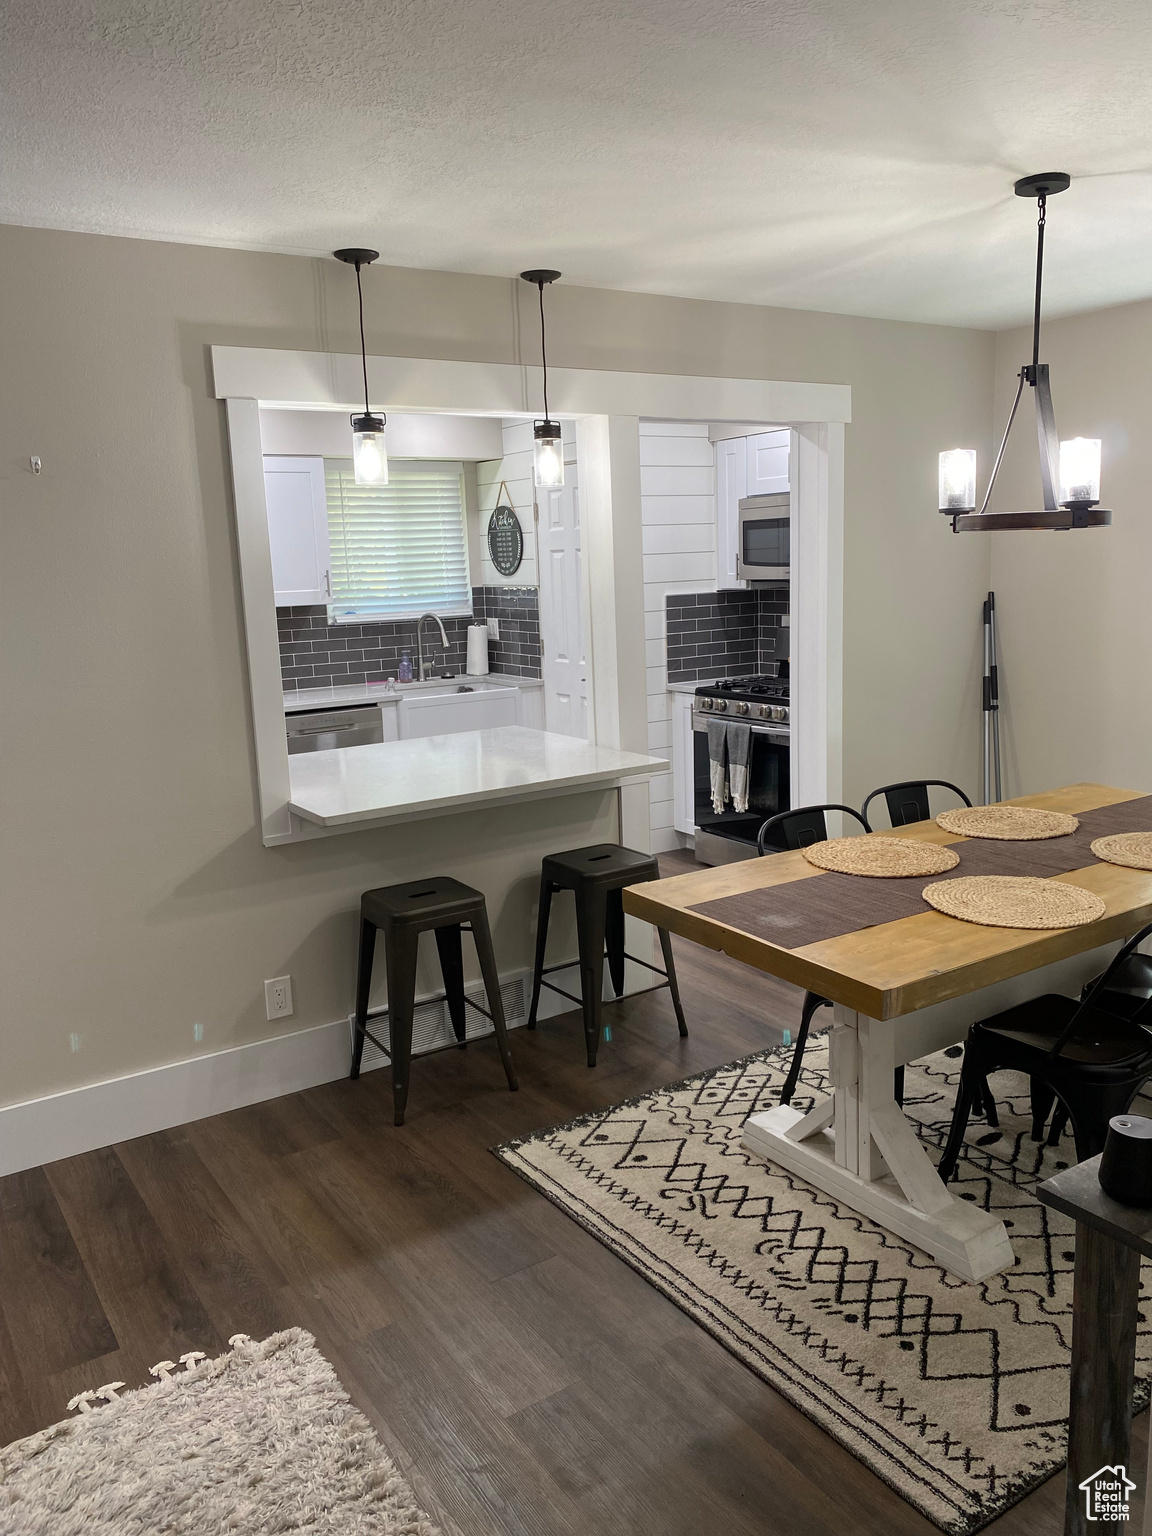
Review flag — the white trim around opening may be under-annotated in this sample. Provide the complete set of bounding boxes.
[215,346,849,846]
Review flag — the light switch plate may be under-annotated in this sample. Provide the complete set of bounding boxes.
[486,618,500,640]
[264,976,294,1019]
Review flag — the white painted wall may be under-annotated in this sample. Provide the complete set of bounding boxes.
[640,421,716,851]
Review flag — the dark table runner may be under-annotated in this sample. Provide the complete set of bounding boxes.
[689,795,1152,951]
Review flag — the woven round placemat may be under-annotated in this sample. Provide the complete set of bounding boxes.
[935,805,1079,841]
[1091,831,1152,872]
[801,836,960,877]
[922,875,1105,929]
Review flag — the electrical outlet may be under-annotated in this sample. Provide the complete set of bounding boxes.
[486,617,499,640]
[264,976,294,1020]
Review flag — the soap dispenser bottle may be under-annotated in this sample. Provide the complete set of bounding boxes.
[398,651,413,682]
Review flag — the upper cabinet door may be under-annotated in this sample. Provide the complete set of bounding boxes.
[746,430,790,496]
[714,436,747,590]
[263,456,331,606]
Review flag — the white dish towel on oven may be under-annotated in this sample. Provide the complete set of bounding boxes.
[706,719,728,814]
[707,720,752,814]
[726,721,752,813]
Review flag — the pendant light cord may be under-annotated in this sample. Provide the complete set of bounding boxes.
[537,280,550,420]
[355,260,371,416]
[1031,194,1047,371]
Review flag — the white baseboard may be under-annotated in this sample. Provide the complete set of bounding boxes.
[0,964,589,1178]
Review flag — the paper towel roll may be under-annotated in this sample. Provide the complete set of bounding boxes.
[467,623,490,676]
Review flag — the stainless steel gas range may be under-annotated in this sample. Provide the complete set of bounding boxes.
[691,674,791,865]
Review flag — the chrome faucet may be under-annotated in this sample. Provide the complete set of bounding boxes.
[416,612,450,681]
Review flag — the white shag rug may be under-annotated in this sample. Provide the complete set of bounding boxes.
[0,1329,438,1535]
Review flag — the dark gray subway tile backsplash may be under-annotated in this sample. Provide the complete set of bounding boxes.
[665,587,790,683]
[757,587,789,671]
[279,583,778,693]
[471,587,542,677]
[278,586,541,690]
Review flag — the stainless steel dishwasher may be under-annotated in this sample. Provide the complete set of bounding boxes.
[285,704,384,754]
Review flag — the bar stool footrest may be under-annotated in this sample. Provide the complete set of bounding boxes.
[356,984,505,1063]
[537,978,587,1008]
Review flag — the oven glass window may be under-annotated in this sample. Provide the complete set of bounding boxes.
[743,517,788,569]
[693,726,790,842]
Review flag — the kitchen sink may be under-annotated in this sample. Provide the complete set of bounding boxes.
[397,683,519,739]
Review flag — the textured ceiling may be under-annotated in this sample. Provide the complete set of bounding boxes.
[4,0,1152,327]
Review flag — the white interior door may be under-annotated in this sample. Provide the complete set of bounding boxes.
[538,469,588,739]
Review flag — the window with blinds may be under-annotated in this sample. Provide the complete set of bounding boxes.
[324,459,472,622]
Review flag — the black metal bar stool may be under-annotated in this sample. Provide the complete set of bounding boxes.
[350,876,518,1125]
[526,844,688,1067]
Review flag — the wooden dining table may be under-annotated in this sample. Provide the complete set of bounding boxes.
[623,783,1152,1281]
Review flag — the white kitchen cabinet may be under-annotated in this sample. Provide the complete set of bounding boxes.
[672,691,697,835]
[714,435,747,591]
[518,686,545,730]
[746,430,790,496]
[380,701,400,742]
[714,432,790,590]
[263,456,331,606]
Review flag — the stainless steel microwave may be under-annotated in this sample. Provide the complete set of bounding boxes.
[737,492,790,581]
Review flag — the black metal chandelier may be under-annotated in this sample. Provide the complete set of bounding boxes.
[939,173,1110,533]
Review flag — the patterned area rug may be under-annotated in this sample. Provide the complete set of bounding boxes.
[494,1041,1152,1534]
[0,1329,438,1534]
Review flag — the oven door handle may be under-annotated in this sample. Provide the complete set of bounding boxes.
[692,718,788,740]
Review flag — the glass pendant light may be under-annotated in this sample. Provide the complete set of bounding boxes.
[520,269,564,488]
[936,174,1110,533]
[334,248,388,486]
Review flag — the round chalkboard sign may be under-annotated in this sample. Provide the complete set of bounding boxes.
[487,504,524,576]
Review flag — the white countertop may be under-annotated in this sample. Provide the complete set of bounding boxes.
[287,725,663,828]
[284,676,542,712]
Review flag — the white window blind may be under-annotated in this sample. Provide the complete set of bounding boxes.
[324,459,472,621]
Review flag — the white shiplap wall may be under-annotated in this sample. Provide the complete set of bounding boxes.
[641,422,716,851]
[475,420,539,587]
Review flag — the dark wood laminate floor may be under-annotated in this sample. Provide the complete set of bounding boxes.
[0,847,1132,1534]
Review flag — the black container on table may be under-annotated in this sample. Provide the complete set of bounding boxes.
[1098,1113,1152,1206]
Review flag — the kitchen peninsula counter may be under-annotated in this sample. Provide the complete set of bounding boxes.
[287,725,662,830]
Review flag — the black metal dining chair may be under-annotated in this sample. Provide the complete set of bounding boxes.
[1081,947,1152,1021]
[861,779,972,830]
[757,803,872,856]
[937,922,1152,1182]
[756,804,892,1106]
[1039,944,1152,1146]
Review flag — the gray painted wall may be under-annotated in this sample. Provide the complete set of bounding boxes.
[2,223,995,1106]
[989,298,1152,800]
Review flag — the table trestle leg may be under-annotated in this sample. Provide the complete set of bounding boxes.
[741,1000,1013,1280]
